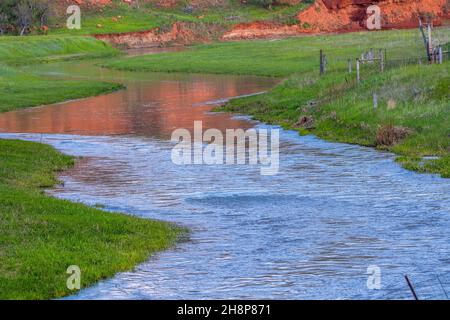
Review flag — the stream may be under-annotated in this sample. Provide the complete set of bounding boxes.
[0,56,449,300]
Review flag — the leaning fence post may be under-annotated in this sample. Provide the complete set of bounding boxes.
[356,58,360,84]
[405,275,419,300]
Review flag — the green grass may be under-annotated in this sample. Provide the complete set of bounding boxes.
[104,29,436,76]
[104,28,450,177]
[0,64,123,113]
[50,0,309,36]
[0,35,119,65]
[0,139,185,299]
[0,34,185,299]
[0,35,123,113]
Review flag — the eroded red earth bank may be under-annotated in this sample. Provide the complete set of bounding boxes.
[223,0,450,40]
[62,0,450,47]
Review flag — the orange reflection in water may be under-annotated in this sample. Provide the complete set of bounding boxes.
[0,74,277,139]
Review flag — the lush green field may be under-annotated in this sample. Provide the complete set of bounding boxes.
[0,64,122,113]
[104,29,432,76]
[0,36,123,113]
[51,0,308,35]
[0,139,184,299]
[0,35,119,65]
[105,28,450,177]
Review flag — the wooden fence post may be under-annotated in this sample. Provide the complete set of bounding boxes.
[438,45,443,64]
[320,49,324,76]
[379,49,384,72]
[356,58,360,84]
[419,17,431,62]
[373,93,378,109]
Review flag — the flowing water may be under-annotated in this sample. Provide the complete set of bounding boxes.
[1,58,449,300]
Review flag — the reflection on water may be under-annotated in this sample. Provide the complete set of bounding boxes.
[0,60,449,300]
[0,64,276,138]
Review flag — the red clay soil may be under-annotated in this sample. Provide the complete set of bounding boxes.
[222,0,450,40]
[61,0,113,6]
[94,22,226,48]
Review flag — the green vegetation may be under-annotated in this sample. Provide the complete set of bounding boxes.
[0,35,122,113]
[0,139,184,299]
[0,35,119,65]
[0,35,185,299]
[105,28,450,177]
[51,0,309,36]
[104,29,430,76]
[0,0,51,36]
[0,64,122,113]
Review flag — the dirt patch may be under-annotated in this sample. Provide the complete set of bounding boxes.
[222,21,302,41]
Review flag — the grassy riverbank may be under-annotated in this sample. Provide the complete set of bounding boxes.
[0,35,185,299]
[105,28,450,178]
[222,61,450,178]
[0,139,184,299]
[0,36,123,113]
[0,64,122,113]
[0,35,119,65]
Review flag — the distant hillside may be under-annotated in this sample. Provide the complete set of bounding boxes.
[7,0,448,47]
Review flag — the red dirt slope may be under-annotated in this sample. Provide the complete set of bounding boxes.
[223,0,450,40]
[298,0,449,32]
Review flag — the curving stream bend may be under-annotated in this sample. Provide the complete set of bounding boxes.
[0,56,449,300]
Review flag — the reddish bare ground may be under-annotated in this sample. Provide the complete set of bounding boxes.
[298,0,449,32]
[222,0,450,41]
[62,0,113,6]
[94,22,225,48]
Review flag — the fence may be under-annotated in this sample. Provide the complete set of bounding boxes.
[317,24,450,81]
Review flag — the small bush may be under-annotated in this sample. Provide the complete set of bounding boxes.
[376,125,412,147]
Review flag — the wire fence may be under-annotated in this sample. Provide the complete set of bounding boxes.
[317,26,450,82]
